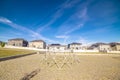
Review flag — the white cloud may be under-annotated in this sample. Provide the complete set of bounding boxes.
[76,37,95,46]
[77,37,88,44]
[54,7,88,44]
[0,17,12,23]
[55,35,69,39]
[53,3,90,44]
[36,0,80,33]
[78,7,87,19]
[0,17,56,43]
[65,23,84,34]
[61,0,80,8]
[56,7,88,36]
[55,35,70,44]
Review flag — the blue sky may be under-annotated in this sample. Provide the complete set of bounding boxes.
[0,0,120,44]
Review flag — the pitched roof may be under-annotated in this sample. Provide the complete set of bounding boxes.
[109,42,120,45]
[8,38,25,41]
[30,40,44,42]
[50,44,61,46]
[70,42,82,45]
[48,44,67,47]
[94,42,108,45]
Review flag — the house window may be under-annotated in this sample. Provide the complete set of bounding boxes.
[57,47,59,49]
[13,43,15,46]
[19,43,22,46]
[76,47,78,50]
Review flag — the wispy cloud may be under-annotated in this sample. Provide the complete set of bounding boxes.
[0,17,12,23]
[60,0,80,8]
[36,0,80,33]
[54,0,94,44]
[55,6,89,44]
[77,37,89,45]
[55,35,69,39]
[55,35,69,44]
[75,36,95,46]
[0,17,57,43]
[65,23,84,34]
[56,7,88,36]
[67,7,88,33]
[78,7,88,20]
[65,8,87,34]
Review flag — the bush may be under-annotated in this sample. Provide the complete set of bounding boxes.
[0,42,5,47]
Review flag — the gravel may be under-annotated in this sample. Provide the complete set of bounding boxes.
[0,54,120,80]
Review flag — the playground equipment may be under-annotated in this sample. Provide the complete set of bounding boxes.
[40,49,80,69]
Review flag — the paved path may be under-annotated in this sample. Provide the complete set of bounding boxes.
[0,54,120,80]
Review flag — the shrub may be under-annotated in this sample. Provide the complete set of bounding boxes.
[0,42,5,47]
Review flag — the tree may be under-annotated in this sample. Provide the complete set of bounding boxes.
[0,42,5,47]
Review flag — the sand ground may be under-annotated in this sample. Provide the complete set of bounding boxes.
[0,53,120,80]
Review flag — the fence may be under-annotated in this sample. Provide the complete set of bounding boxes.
[5,46,120,53]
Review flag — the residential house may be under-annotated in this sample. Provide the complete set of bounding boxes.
[47,44,67,52]
[29,40,46,49]
[110,42,120,51]
[90,43,111,51]
[68,42,82,50]
[8,38,28,47]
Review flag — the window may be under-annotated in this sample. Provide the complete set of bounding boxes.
[13,43,15,46]
[19,43,22,46]
[57,47,59,49]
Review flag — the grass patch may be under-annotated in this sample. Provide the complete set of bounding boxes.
[0,48,37,58]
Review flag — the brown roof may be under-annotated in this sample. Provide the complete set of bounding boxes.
[109,42,120,45]
[94,42,108,45]
[48,44,66,47]
[30,40,44,42]
[49,44,61,46]
[70,42,82,45]
[8,38,25,41]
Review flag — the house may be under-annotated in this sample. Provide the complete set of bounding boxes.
[68,42,82,50]
[110,42,120,51]
[29,40,46,49]
[8,38,28,47]
[90,43,111,51]
[47,44,67,52]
